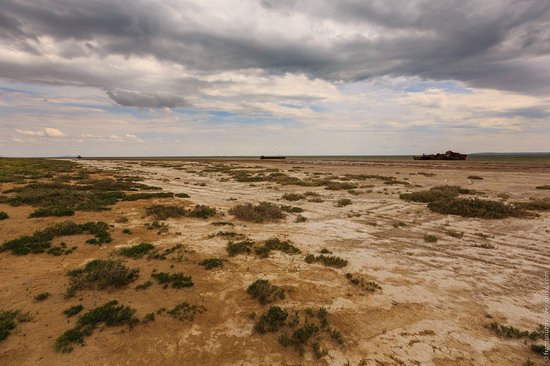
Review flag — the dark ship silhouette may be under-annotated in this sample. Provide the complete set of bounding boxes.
[413,150,467,160]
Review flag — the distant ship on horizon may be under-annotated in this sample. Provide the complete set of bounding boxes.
[413,150,467,160]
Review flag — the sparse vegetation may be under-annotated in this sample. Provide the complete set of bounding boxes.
[29,206,75,217]
[468,175,484,180]
[55,300,138,353]
[516,198,550,211]
[255,237,300,258]
[428,198,531,219]
[446,230,464,238]
[279,205,304,213]
[0,211,8,220]
[305,254,348,268]
[63,305,84,317]
[167,302,206,321]
[345,273,382,292]
[400,185,473,203]
[0,221,111,256]
[34,292,50,302]
[146,205,187,220]
[226,240,255,256]
[0,309,31,341]
[424,234,438,243]
[66,259,139,296]
[282,193,305,201]
[122,228,132,235]
[255,306,288,334]
[295,215,307,223]
[229,202,285,223]
[151,272,193,288]
[336,198,352,207]
[135,281,153,290]
[536,185,550,190]
[247,280,285,305]
[199,258,225,269]
[118,243,155,258]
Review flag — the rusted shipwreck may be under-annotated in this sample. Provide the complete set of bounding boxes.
[413,150,467,160]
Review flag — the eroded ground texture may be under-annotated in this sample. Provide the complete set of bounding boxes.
[1,158,548,365]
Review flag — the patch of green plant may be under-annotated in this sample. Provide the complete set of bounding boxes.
[135,281,153,290]
[121,192,173,201]
[34,292,50,302]
[336,198,352,207]
[146,205,188,220]
[175,193,191,198]
[151,271,193,288]
[211,221,234,226]
[295,215,307,223]
[0,309,32,341]
[122,228,132,235]
[227,240,255,256]
[282,193,305,201]
[199,258,225,269]
[63,305,84,317]
[345,273,381,292]
[67,259,139,296]
[445,230,463,238]
[188,204,216,218]
[247,280,285,305]
[324,182,358,191]
[255,237,300,258]
[118,243,155,258]
[147,244,185,260]
[209,231,246,240]
[516,198,550,211]
[0,211,9,220]
[488,322,543,340]
[424,234,438,243]
[29,206,75,218]
[400,185,473,203]
[0,221,111,255]
[145,220,169,234]
[468,175,484,180]
[305,254,348,268]
[229,202,286,223]
[531,344,547,356]
[166,302,206,321]
[428,198,531,219]
[279,205,304,213]
[54,300,138,353]
[535,185,550,190]
[255,306,288,334]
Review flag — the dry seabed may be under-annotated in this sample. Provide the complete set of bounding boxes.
[0,158,548,365]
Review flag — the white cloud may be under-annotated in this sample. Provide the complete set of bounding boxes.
[16,127,65,137]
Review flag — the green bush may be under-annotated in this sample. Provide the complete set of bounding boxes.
[255,306,288,334]
[188,205,216,219]
[282,193,305,201]
[146,205,187,220]
[151,272,193,288]
[428,198,530,219]
[34,292,50,302]
[167,302,206,321]
[199,258,225,270]
[226,240,254,256]
[247,280,285,305]
[0,309,31,341]
[424,234,438,243]
[305,254,348,268]
[229,202,285,223]
[55,300,138,353]
[118,243,155,258]
[255,238,300,258]
[336,199,352,207]
[63,305,84,317]
[29,206,75,218]
[67,259,139,296]
[0,221,111,255]
[400,185,473,203]
[0,211,9,220]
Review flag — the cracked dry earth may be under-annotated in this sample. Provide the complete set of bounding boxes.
[1,158,549,366]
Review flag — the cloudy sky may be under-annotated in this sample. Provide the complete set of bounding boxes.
[1,0,549,156]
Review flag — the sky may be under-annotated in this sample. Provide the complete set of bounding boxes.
[1,0,549,157]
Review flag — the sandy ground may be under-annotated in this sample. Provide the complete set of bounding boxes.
[0,158,549,366]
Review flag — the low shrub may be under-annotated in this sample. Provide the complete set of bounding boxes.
[428,198,531,219]
[67,259,139,296]
[55,300,138,352]
[424,234,438,243]
[146,205,187,220]
[188,205,216,218]
[151,272,193,288]
[63,305,84,317]
[468,175,484,180]
[255,306,288,334]
[118,243,155,258]
[34,292,50,302]
[336,199,352,207]
[226,240,254,256]
[516,198,550,211]
[0,309,31,341]
[282,193,305,201]
[167,302,206,321]
[535,185,550,190]
[400,185,473,203]
[29,206,75,218]
[0,211,8,220]
[255,237,300,258]
[305,254,348,268]
[229,202,285,223]
[247,280,285,305]
[199,258,225,270]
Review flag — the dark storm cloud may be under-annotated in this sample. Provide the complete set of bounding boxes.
[106,90,190,108]
[1,0,549,95]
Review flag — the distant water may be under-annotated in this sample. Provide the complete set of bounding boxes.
[87,153,550,165]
